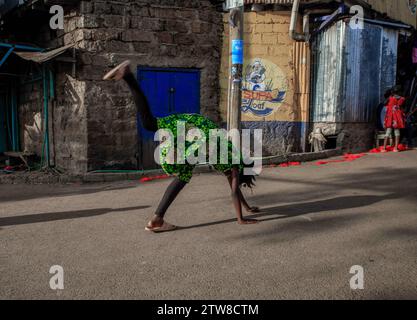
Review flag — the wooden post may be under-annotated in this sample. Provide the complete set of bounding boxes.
[227,4,244,132]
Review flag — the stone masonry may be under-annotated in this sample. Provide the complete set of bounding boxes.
[13,0,223,173]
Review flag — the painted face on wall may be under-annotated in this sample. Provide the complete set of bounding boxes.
[247,60,267,88]
[242,58,288,118]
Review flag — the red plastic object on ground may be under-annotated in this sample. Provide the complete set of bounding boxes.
[398,144,408,151]
[278,163,289,167]
[277,162,301,168]
[343,153,366,161]
[140,175,170,183]
[315,152,366,166]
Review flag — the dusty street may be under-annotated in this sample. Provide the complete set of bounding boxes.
[1,151,417,300]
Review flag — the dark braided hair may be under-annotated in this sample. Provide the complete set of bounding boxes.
[239,170,257,189]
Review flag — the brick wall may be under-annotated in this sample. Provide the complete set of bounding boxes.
[220,12,296,121]
[219,11,309,155]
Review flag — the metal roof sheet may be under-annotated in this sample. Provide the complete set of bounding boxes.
[14,44,74,64]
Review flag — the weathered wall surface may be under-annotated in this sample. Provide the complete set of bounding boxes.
[17,11,89,173]
[53,72,88,173]
[19,80,44,157]
[364,0,417,27]
[75,0,223,171]
[220,11,309,155]
[312,122,376,153]
[14,0,222,173]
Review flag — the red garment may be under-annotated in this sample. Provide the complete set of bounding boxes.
[384,96,406,129]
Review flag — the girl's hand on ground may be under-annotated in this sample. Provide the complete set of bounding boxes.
[247,206,260,213]
[238,218,258,225]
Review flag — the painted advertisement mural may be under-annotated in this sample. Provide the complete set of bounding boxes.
[241,58,288,118]
[408,0,417,15]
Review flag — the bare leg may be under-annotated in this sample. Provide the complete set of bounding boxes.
[394,135,401,152]
[227,175,259,213]
[103,60,158,132]
[229,168,258,224]
[123,72,158,132]
[146,177,187,229]
[383,137,388,151]
[104,62,184,232]
[382,128,391,152]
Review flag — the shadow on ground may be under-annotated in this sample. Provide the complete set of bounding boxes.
[256,166,417,205]
[0,181,144,204]
[0,205,150,227]
[178,194,390,231]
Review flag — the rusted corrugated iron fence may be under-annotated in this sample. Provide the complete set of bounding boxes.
[311,20,398,123]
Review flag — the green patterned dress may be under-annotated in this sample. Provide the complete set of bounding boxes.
[157,114,243,183]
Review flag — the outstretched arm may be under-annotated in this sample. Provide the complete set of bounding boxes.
[239,189,260,213]
[228,168,258,225]
[227,171,260,214]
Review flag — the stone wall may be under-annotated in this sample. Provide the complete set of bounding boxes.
[19,79,44,157]
[16,8,89,173]
[75,0,223,171]
[312,122,376,153]
[12,0,222,173]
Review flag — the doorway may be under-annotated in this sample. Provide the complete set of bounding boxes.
[136,66,200,169]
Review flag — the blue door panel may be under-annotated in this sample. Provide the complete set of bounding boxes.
[172,71,200,114]
[136,67,200,169]
[137,70,171,140]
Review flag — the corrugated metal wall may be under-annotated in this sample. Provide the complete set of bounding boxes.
[311,20,398,123]
[363,0,417,28]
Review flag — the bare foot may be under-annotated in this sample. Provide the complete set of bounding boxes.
[238,218,258,225]
[246,206,260,214]
[146,215,164,229]
[103,60,131,81]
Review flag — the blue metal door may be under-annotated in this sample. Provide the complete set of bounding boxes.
[136,67,200,169]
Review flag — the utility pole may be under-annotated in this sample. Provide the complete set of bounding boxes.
[226,0,244,132]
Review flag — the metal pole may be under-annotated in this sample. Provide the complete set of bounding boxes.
[42,65,50,167]
[227,3,244,132]
[0,47,14,68]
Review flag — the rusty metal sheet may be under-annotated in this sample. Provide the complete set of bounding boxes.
[311,20,398,123]
[13,44,74,64]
